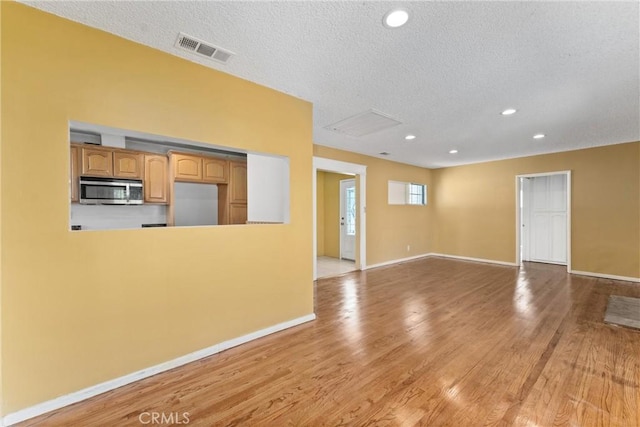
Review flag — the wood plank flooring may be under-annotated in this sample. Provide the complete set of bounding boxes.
[19,258,640,426]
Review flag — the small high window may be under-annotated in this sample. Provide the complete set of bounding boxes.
[407,183,426,205]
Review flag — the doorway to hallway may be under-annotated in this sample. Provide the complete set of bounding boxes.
[313,157,367,280]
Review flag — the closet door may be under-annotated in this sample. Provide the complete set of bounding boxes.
[528,175,567,264]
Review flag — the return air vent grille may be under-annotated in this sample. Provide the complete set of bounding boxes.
[179,36,199,51]
[325,110,402,137]
[174,32,235,64]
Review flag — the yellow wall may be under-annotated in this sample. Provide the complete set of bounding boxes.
[1,3,313,414]
[320,172,353,258]
[316,171,325,256]
[432,142,640,278]
[314,145,432,266]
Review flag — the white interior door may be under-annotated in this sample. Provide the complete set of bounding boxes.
[522,174,567,264]
[340,179,356,261]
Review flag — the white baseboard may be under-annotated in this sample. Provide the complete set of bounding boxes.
[429,253,519,267]
[364,253,431,270]
[364,253,519,270]
[364,254,638,285]
[570,270,640,283]
[2,313,316,427]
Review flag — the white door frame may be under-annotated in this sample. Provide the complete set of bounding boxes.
[313,157,367,280]
[515,170,571,272]
[339,178,356,261]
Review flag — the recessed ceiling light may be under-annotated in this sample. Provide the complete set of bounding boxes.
[533,134,545,139]
[405,134,416,140]
[379,152,390,156]
[501,108,517,115]
[449,149,458,154]
[383,9,409,28]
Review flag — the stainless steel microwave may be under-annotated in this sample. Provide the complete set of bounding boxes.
[79,177,143,205]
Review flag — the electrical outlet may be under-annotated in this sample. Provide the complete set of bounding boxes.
[407,245,410,252]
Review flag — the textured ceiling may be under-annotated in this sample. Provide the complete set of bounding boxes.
[24,1,640,168]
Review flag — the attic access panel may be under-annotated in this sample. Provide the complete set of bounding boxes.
[325,110,402,137]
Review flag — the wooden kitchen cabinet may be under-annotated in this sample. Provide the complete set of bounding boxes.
[81,146,113,177]
[229,161,247,203]
[168,151,238,226]
[70,145,79,202]
[114,151,143,179]
[144,155,168,204]
[203,157,228,183]
[172,154,203,182]
[229,203,248,225]
[227,161,247,224]
[80,146,144,179]
[171,152,229,184]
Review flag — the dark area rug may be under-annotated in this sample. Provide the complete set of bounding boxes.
[604,295,640,330]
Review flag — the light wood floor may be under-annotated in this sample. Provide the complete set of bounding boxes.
[20,258,640,426]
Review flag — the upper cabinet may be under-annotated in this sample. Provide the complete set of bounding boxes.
[81,146,113,177]
[114,151,143,179]
[173,153,203,182]
[80,145,143,179]
[229,161,247,204]
[144,155,168,204]
[203,157,228,183]
[171,152,228,184]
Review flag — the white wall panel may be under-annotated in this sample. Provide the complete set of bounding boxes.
[247,153,290,223]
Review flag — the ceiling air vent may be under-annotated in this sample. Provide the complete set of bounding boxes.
[324,109,402,137]
[174,32,235,64]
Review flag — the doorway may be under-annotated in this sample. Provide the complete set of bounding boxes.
[313,157,367,280]
[316,172,356,278]
[516,171,571,271]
